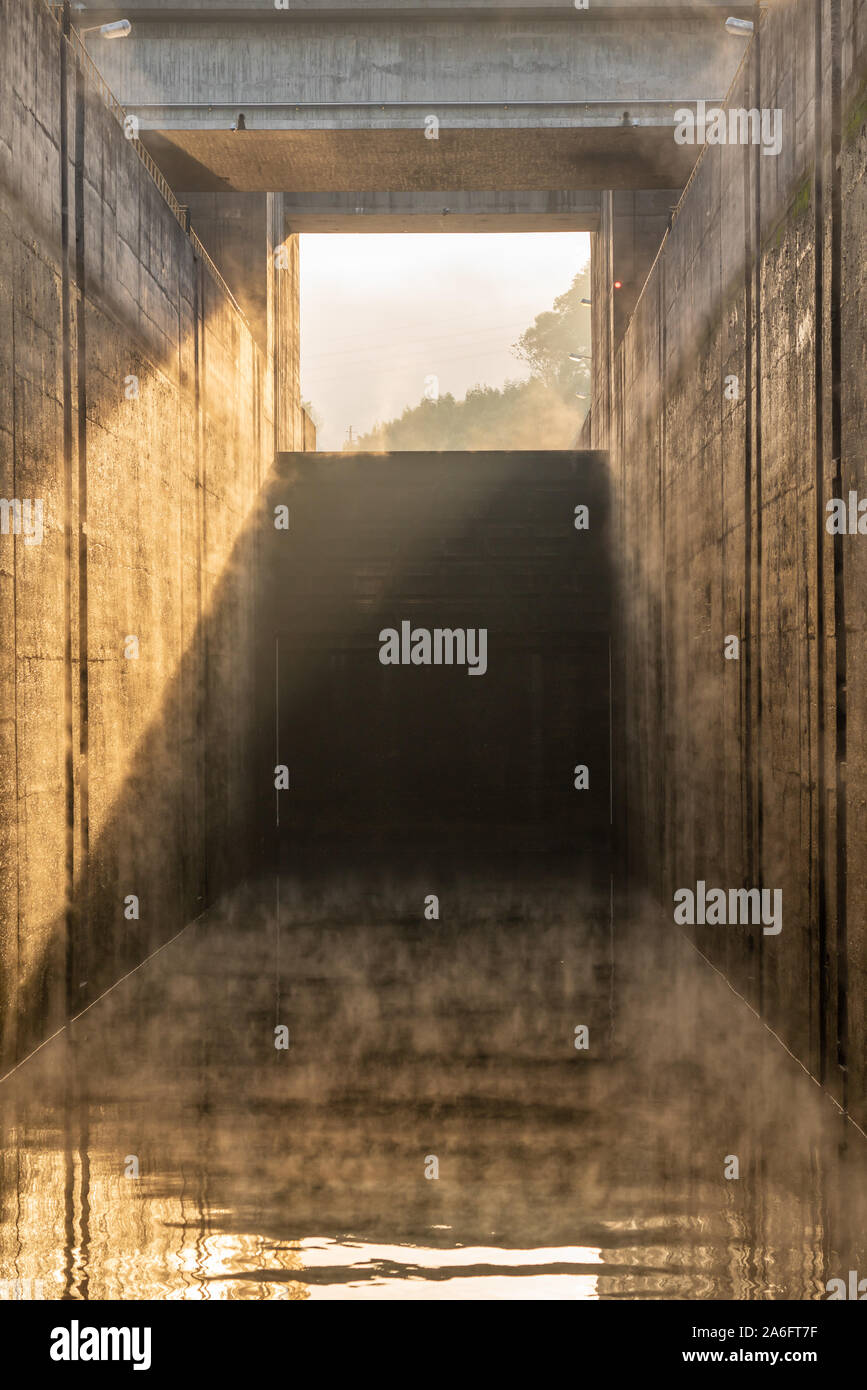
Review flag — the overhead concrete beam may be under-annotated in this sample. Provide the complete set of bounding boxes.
[82,17,737,111]
[142,126,702,193]
[266,189,602,231]
[78,13,741,189]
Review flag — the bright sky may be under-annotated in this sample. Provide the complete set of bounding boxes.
[300,232,591,450]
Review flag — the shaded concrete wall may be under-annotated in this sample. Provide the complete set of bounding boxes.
[176,192,269,352]
[0,0,292,1065]
[594,0,867,1127]
[609,191,681,346]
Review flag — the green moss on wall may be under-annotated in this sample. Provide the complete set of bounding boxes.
[844,74,867,146]
[765,170,813,251]
[789,174,812,220]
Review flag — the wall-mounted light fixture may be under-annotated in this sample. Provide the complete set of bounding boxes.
[725,16,754,35]
[79,19,132,38]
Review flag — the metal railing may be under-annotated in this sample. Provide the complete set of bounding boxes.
[43,1,251,331]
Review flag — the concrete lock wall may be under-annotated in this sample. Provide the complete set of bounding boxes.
[0,0,303,1067]
[594,0,867,1127]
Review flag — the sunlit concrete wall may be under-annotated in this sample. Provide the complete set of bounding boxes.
[594,0,867,1127]
[0,0,299,1065]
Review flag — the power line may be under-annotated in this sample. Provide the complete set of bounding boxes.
[304,344,588,388]
[303,352,537,391]
[299,315,541,366]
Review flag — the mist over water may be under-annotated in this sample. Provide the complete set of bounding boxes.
[1,873,863,1301]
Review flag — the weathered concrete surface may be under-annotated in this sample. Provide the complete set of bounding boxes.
[594,0,867,1127]
[84,13,737,114]
[176,192,269,349]
[79,12,741,190]
[0,0,302,1066]
[266,197,307,453]
[609,191,680,344]
[170,192,314,449]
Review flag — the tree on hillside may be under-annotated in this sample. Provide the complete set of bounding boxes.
[352,258,591,451]
[511,264,592,399]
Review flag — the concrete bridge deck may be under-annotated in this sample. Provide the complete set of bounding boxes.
[73,3,744,190]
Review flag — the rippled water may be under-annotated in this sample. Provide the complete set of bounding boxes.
[1,878,864,1300]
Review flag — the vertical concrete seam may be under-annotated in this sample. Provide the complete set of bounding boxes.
[829,0,848,1096]
[742,55,755,909]
[252,352,261,872]
[59,1,76,1023]
[606,192,615,451]
[176,207,185,918]
[193,257,207,909]
[74,54,89,995]
[616,348,625,883]
[813,0,829,1084]
[10,265,20,1065]
[659,254,667,902]
[753,5,765,1013]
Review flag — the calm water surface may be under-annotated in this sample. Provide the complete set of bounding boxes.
[1,879,864,1300]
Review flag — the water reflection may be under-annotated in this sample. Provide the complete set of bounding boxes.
[294,1238,603,1299]
[0,878,864,1300]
